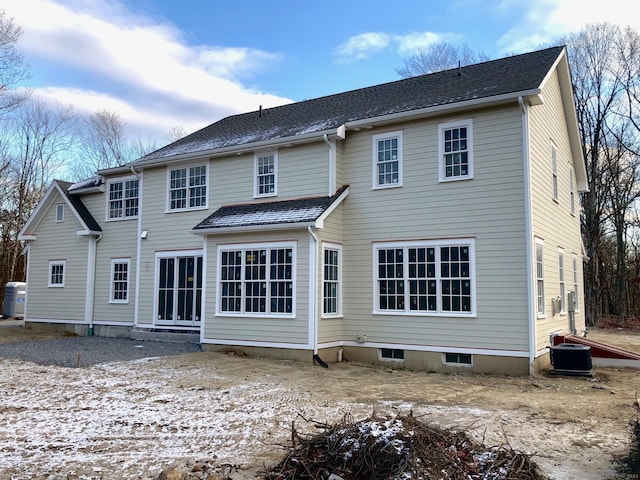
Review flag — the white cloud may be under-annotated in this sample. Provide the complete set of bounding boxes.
[335,31,453,62]
[334,32,391,61]
[2,0,291,141]
[496,0,640,54]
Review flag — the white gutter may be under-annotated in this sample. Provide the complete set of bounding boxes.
[192,221,316,236]
[323,134,336,196]
[130,165,142,327]
[308,226,319,354]
[519,96,536,375]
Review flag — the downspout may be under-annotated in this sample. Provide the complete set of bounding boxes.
[308,225,328,367]
[85,234,102,336]
[130,165,142,327]
[520,96,536,375]
[323,134,336,196]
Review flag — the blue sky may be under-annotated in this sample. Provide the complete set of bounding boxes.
[3,0,637,144]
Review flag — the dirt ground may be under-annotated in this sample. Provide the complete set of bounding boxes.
[1,322,640,479]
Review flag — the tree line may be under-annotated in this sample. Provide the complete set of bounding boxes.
[2,9,640,328]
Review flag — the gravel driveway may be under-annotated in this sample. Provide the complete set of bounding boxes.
[0,328,201,367]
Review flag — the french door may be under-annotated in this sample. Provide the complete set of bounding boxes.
[156,254,203,327]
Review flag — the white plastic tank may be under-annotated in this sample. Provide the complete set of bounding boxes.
[2,282,26,319]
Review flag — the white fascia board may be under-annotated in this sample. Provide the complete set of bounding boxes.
[18,234,36,241]
[192,221,315,236]
[345,90,542,130]
[132,126,347,169]
[315,187,349,229]
[76,230,102,236]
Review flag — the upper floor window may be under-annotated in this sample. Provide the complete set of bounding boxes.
[535,239,545,316]
[373,239,475,316]
[551,145,559,201]
[168,165,207,211]
[439,119,473,181]
[569,167,576,214]
[55,204,64,223]
[108,178,139,220]
[255,152,277,197]
[48,260,65,287]
[372,131,403,189]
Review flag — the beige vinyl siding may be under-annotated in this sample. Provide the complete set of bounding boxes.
[340,107,530,352]
[529,69,585,351]
[317,205,344,344]
[203,229,309,345]
[80,186,137,324]
[137,167,206,325]
[25,192,88,321]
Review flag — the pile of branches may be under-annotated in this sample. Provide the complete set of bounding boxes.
[616,396,640,477]
[260,413,546,480]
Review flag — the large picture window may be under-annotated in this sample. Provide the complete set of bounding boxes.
[168,165,207,211]
[108,178,139,220]
[373,239,475,316]
[218,242,295,317]
[439,119,473,181]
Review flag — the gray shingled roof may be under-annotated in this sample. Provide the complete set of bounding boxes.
[137,46,564,163]
[57,180,102,232]
[193,185,349,232]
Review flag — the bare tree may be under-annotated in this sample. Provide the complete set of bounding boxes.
[396,42,489,77]
[164,126,187,144]
[0,98,77,288]
[564,23,640,324]
[0,8,29,115]
[77,110,129,173]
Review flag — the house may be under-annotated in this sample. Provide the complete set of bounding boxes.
[18,46,587,375]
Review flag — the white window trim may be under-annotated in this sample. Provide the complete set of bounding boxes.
[372,238,476,317]
[166,163,209,212]
[372,130,403,189]
[48,260,66,288]
[106,176,139,221]
[55,204,64,223]
[109,258,130,304]
[254,151,278,198]
[438,119,474,182]
[558,247,566,314]
[153,250,204,326]
[321,242,342,318]
[379,348,405,362]
[216,241,297,318]
[569,167,576,215]
[535,238,545,318]
[551,144,559,202]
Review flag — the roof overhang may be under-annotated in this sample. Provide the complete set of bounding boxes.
[192,221,316,236]
[125,125,348,171]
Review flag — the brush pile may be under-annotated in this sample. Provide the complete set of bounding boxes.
[261,413,546,480]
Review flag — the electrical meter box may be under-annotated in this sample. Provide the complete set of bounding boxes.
[2,282,26,319]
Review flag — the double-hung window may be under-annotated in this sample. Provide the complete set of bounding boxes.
[255,152,277,197]
[168,165,207,211]
[439,119,473,181]
[218,242,295,317]
[535,239,545,316]
[373,131,402,188]
[48,260,65,287]
[551,145,559,201]
[108,178,139,220]
[110,259,130,303]
[373,239,475,316]
[322,243,342,317]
